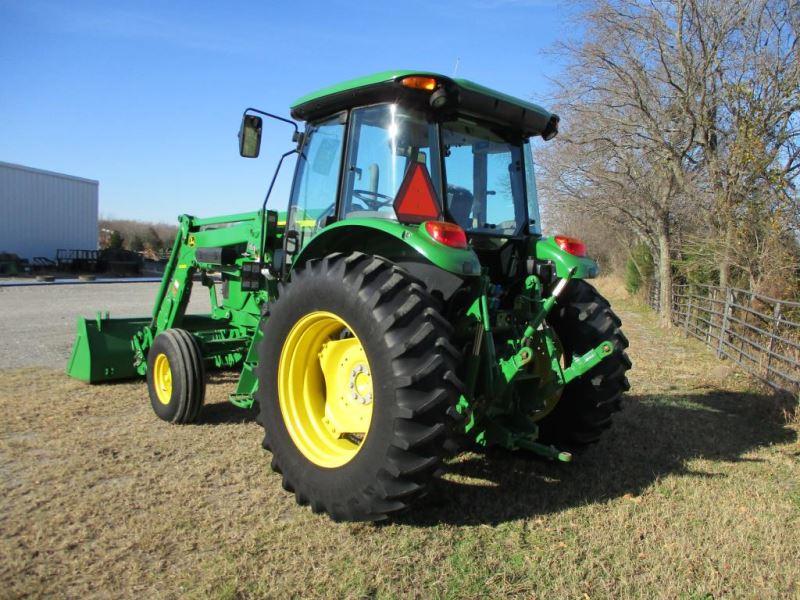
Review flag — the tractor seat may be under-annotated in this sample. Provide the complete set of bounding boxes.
[447,185,473,229]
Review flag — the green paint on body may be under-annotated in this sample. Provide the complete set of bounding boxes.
[293,217,481,277]
[535,236,600,279]
[290,70,434,110]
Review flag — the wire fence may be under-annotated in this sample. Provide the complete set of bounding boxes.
[649,283,800,398]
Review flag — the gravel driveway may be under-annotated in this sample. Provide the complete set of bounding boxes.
[0,282,210,369]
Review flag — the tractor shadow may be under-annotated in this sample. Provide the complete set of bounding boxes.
[195,371,259,425]
[197,401,258,425]
[402,389,798,527]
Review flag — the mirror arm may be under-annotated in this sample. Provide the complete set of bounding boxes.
[259,148,299,271]
[243,107,299,139]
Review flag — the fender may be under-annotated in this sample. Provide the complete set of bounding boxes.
[534,236,600,279]
[292,218,480,298]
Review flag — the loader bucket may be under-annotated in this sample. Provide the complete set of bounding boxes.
[66,314,150,383]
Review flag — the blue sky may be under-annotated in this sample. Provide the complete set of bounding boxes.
[0,0,571,223]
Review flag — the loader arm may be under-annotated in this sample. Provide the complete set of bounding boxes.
[67,209,281,396]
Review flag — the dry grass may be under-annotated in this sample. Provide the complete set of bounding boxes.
[1,284,799,599]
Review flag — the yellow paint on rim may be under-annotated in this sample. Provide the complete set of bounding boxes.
[530,334,565,422]
[278,311,374,468]
[153,353,173,405]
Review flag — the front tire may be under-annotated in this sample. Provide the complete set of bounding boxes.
[146,328,205,424]
[256,253,460,521]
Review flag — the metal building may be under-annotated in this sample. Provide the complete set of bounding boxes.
[0,161,99,260]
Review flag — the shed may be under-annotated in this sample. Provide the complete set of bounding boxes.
[0,161,99,260]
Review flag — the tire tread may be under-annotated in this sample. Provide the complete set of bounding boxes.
[256,252,459,521]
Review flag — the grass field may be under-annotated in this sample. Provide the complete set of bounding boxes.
[1,283,798,599]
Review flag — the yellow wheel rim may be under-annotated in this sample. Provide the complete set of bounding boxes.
[153,353,173,405]
[278,311,374,468]
[530,333,565,422]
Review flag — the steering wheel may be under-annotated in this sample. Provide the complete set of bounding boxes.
[314,203,335,229]
[353,189,394,210]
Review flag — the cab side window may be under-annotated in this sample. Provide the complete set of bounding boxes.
[288,115,345,242]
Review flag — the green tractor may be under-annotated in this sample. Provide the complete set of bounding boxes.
[67,71,630,521]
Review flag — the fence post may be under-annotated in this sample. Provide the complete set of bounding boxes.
[651,282,659,313]
[717,287,732,358]
[764,302,782,378]
[705,288,715,345]
[683,293,693,338]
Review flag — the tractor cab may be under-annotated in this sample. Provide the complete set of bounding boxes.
[241,71,561,284]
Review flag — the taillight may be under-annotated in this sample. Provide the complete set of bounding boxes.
[554,235,587,257]
[424,221,468,249]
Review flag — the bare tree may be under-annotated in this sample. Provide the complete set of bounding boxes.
[539,0,800,325]
[680,0,800,289]
[542,0,702,325]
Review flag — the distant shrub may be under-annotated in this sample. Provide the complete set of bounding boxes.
[107,230,124,250]
[99,219,177,256]
[625,243,654,295]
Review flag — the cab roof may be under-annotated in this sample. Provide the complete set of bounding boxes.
[290,70,559,140]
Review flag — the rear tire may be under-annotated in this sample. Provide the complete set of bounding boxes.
[537,280,631,446]
[146,329,205,424]
[256,252,461,521]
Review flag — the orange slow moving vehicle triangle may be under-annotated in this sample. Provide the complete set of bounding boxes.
[392,162,441,223]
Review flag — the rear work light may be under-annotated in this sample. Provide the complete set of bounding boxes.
[554,235,587,257]
[424,221,468,249]
[400,76,438,91]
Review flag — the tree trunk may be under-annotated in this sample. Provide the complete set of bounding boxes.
[657,222,673,328]
[718,219,734,290]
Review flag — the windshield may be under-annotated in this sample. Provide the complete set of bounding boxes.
[442,119,527,236]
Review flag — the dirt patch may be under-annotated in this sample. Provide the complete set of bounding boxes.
[1,294,798,598]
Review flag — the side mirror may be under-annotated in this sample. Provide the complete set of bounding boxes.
[238,114,263,158]
[284,230,300,255]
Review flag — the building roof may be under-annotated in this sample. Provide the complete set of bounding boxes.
[0,161,99,186]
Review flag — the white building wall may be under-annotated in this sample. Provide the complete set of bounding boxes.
[0,161,99,260]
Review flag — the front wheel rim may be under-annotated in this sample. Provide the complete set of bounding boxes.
[153,353,173,405]
[277,311,374,468]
